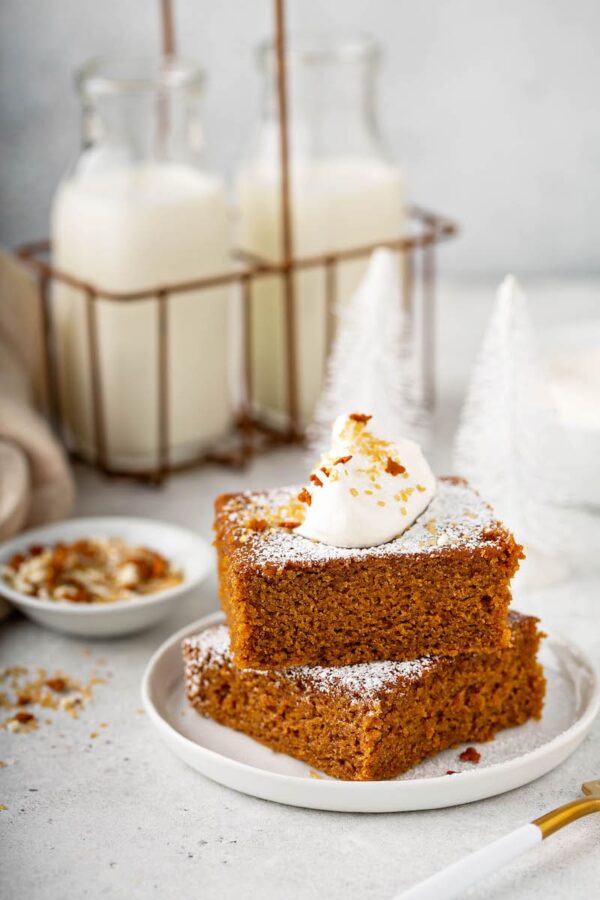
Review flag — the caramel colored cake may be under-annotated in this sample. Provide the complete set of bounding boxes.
[214,477,523,669]
[183,611,545,781]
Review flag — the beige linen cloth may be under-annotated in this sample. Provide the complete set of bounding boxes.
[0,248,75,545]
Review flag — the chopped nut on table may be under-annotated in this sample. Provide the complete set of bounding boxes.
[0,664,106,734]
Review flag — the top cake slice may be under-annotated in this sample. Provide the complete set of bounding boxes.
[215,476,524,669]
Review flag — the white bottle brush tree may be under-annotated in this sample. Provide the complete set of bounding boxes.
[453,275,566,556]
[308,248,429,455]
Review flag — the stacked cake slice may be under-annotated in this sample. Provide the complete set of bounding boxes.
[214,477,522,667]
[182,476,546,781]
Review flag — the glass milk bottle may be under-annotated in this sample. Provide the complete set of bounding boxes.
[51,56,232,471]
[237,34,405,427]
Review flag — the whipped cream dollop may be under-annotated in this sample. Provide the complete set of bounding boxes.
[296,413,436,548]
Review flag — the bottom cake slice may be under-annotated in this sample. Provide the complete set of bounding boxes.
[182,611,545,781]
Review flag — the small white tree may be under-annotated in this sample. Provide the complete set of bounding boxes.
[453,275,566,554]
[308,248,428,455]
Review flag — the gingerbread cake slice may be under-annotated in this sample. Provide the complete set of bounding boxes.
[214,477,523,669]
[183,611,545,782]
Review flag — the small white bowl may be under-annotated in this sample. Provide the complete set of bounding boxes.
[0,517,212,638]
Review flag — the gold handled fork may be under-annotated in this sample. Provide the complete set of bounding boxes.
[398,780,600,899]
[534,778,600,835]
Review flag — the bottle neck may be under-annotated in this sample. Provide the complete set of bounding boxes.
[81,91,204,164]
[77,56,206,168]
[258,36,385,163]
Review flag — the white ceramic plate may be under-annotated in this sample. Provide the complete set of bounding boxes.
[0,517,212,638]
[142,612,599,813]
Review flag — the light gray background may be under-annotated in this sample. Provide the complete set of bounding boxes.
[1,0,599,276]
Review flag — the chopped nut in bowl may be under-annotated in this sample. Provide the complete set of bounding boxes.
[2,538,183,604]
[0,518,211,637]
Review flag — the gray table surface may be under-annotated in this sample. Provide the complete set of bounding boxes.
[2,279,600,899]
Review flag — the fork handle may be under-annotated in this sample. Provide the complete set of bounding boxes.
[398,823,541,899]
[399,795,600,899]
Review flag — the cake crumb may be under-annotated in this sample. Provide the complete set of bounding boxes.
[446,770,458,775]
[459,746,481,763]
[333,455,352,466]
[385,458,406,476]
[308,770,323,780]
[247,518,268,533]
[349,413,371,424]
[297,488,312,506]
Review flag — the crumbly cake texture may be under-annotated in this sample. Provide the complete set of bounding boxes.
[214,477,524,668]
[182,611,545,781]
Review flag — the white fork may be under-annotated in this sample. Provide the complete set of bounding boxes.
[397,779,600,900]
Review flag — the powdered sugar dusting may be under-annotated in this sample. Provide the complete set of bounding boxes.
[291,655,437,700]
[183,626,229,665]
[184,625,439,704]
[221,478,501,568]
